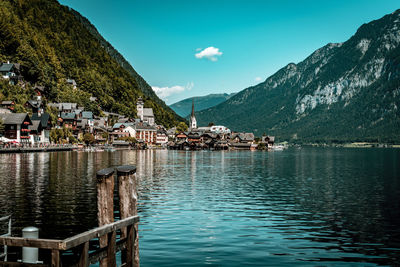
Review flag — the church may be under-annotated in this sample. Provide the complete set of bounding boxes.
[189,100,197,131]
[136,97,155,126]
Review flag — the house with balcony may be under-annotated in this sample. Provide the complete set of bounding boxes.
[0,113,32,143]
[31,113,52,143]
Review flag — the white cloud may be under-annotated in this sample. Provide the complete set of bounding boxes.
[152,82,194,100]
[195,46,222,61]
[255,77,262,82]
[195,48,202,52]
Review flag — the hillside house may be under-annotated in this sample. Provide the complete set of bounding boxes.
[1,101,15,111]
[59,112,77,130]
[25,96,43,114]
[33,85,46,96]
[66,78,77,89]
[0,62,21,85]
[48,103,78,114]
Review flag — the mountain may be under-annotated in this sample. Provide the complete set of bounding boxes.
[169,93,235,117]
[0,0,183,128]
[196,10,400,143]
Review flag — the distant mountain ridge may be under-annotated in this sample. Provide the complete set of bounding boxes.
[196,9,400,143]
[170,93,236,117]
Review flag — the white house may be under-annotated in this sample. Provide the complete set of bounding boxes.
[210,125,231,134]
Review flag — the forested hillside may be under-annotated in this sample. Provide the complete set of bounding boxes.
[0,0,183,127]
[170,93,235,117]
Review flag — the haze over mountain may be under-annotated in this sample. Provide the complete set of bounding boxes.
[196,9,400,143]
[0,0,182,127]
[169,93,236,117]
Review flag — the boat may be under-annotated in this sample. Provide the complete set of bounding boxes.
[273,145,286,151]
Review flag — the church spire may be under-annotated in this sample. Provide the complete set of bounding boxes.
[191,99,195,117]
[190,99,197,130]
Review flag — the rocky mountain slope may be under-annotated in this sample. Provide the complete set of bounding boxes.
[0,0,183,127]
[196,9,400,143]
[170,93,235,117]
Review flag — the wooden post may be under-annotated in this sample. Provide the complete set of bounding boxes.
[51,250,60,267]
[116,165,139,267]
[78,241,89,267]
[96,167,115,267]
[107,231,117,267]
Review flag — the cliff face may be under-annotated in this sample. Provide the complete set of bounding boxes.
[0,0,183,127]
[196,10,400,142]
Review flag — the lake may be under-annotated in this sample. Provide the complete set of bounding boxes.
[0,148,399,266]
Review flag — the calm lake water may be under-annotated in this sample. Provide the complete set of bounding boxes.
[0,148,399,266]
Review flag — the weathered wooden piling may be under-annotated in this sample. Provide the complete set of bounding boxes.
[117,165,139,267]
[96,167,116,267]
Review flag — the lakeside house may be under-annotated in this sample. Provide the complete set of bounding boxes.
[0,113,32,143]
[31,113,52,143]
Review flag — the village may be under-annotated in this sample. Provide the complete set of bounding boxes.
[0,62,275,151]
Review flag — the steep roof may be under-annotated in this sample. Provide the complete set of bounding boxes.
[112,122,134,129]
[82,111,93,119]
[33,85,45,93]
[26,100,41,108]
[241,133,254,141]
[77,118,88,128]
[0,63,14,72]
[143,108,154,117]
[29,120,42,132]
[0,108,11,114]
[0,113,31,125]
[135,123,156,131]
[31,113,51,128]
[61,112,76,120]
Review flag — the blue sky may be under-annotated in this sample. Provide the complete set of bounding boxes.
[59,0,399,105]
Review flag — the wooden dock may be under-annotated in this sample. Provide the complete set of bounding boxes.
[0,165,139,267]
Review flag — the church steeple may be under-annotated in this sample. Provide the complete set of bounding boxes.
[191,100,195,117]
[190,99,197,130]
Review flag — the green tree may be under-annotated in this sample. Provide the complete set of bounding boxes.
[119,136,137,144]
[83,133,95,145]
[176,122,188,133]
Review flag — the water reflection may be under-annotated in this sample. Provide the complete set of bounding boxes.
[0,148,399,266]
